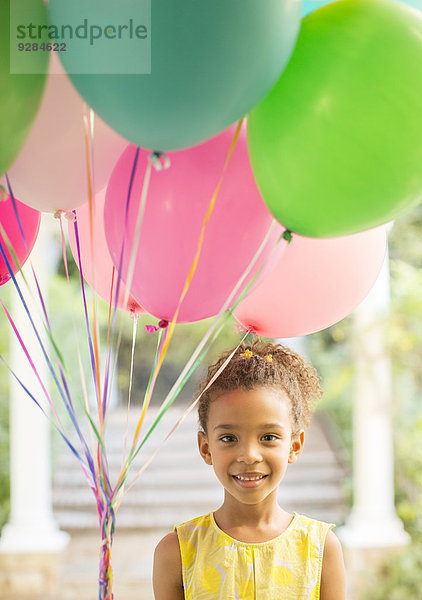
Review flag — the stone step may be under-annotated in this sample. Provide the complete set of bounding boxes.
[54,503,345,533]
[53,482,344,511]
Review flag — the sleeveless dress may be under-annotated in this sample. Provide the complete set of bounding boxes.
[175,512,334,600]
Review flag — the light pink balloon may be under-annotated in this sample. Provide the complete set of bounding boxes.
[68,188,142,314]
[3,54,128,213]
[104,126,285,323]
[234,228,387,338]
[0,195,41,286]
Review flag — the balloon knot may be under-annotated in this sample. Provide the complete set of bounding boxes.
[0,185,7,201]
[149,151,171,171]
[281,229,293,244]
[54,209,76,222]
[128,301,142,319]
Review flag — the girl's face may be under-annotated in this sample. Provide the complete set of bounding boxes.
[198,386,304,507]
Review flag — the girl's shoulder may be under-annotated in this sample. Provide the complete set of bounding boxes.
[154,531,182,573]
[153,532,184,599]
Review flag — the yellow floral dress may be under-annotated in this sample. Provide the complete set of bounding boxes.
[175,512,334,599]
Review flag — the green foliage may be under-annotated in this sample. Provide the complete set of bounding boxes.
[362,542,422,600]
[394,413,422,539]
[308,320,354,463]
[388,260,422,539]
[388,210,422,539]
[389,204,422,270]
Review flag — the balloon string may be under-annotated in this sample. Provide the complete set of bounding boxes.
[7,183,69,373]
[57,216,92,440]
[72,215,103,411]
[114,326,167,490]
[1,178,30,280]
[59,213,106,496]
[120,314,138,470]
[83,103,103,433]
[0,225,21,284]
[5,174,28,251]
[0,298,63,426]
[111,146,140,335]
[59,216,70,280]
[120,155,152,313]
[5,181,55,349]
[99,150,142,440]
[101,151,150,442]
[101,266,123,424]
[72,215,112,488]
[98,509,115,600]
[128,119,243,459]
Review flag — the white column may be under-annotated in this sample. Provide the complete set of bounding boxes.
[0,215,69,553]
[339,251,408,549]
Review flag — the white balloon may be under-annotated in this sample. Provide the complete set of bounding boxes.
[4,54,128,212]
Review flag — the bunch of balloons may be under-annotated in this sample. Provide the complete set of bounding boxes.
[1,0,422,338]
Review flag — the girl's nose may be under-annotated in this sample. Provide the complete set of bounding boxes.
[236,442,263,464]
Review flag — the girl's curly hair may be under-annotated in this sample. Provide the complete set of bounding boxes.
[197,340,322,435]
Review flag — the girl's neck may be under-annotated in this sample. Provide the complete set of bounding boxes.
[213,492,293,543]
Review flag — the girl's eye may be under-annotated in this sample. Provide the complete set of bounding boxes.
[219,435,237,443]
[262,434,279,442]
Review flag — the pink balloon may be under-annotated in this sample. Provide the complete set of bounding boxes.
[104,126,284,323]
[2,55,128,213]
[234,228,387,338]
[68,189,142,315]
[0,195,41,286]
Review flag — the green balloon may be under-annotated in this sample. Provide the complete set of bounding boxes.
[248,0,422,237]
[0,0,48,177]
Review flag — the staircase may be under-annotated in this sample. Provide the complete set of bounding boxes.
[53,405,348,532]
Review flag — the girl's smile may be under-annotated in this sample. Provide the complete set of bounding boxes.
[232,472,269,488]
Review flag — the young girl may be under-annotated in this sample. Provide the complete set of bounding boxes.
[153,340,346,599]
